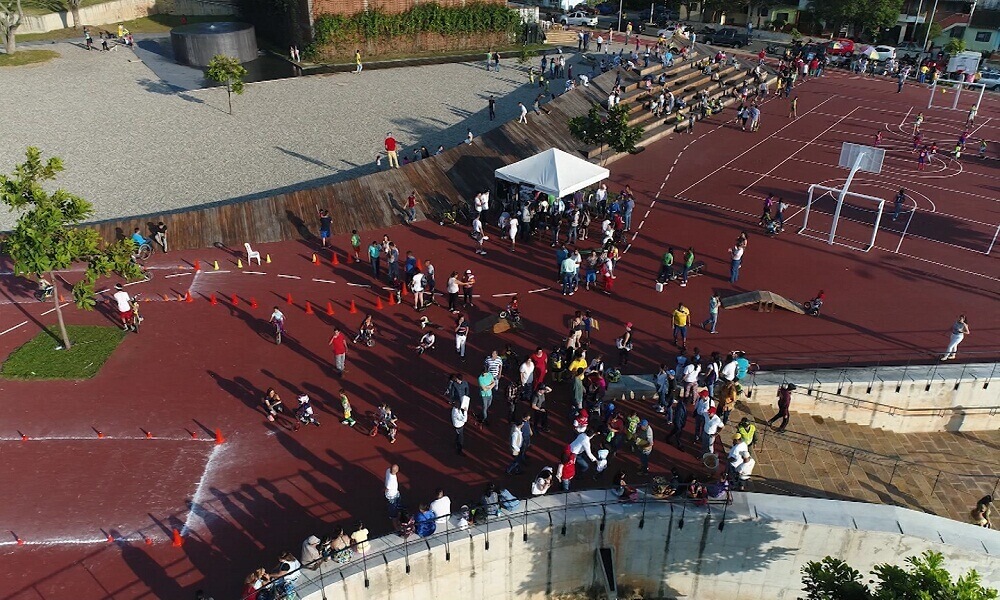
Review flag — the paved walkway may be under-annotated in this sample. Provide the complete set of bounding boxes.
[733,400,1000,523]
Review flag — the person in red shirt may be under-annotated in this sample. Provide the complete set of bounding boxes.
[406,191,417,222]
[329,328,348,374]
[384,132,399,168]
[757,48,765,64]
[530,347,548,390]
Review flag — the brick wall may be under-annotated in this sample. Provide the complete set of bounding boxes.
[311,30,511,61]
[310,0,503,21]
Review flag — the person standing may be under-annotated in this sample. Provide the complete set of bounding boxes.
[519,356,535,401]
[368,240,381,279]
[635,420,654,473]
[406,191,418,223]
[455,314,470,360]
[892,188,906,221]
[339,389,357,426]
[411,268,426,310]
[672,302,690,349]
[702,407,724,455]
[488,95,496,121]
[318,209,332,248]
[518,102,528,124]
[506,413,533,474]
[702,293,720,334]
[942,315,971,360]
[788,95,798,118]
[328,328,348,375]
[153,222,168,252]
[384,132,399,168]
[617,322,634,367]
[446,271,460,313]
[729,243,744,284]
[767,383,795,431]
[623,194,635,231]
[354,49,363,74]
[530,384,551,432]
[384,464,401,516]
[452,394,469,455]
[680,247,694,286]
[529,347,548,391]
[665,397,688,449]
[657,247,674,283]
[386,242,400,283]
[461,269,475,307]
[478,364,497,425]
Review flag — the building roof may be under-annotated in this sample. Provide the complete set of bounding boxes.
[971,9,1000,29]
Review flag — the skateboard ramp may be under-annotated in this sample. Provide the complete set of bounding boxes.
[721,290,804,314]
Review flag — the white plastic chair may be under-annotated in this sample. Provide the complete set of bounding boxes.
[245,242,262,265]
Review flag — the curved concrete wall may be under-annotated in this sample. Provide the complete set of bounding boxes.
[18,0,237,35]
[287,492,1000,600]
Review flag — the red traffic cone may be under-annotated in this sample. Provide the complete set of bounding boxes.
[107,534,114,544]
[191,431,198,439]
[215,428,225,445]
[311,253,319,264]
[304,301,314,315]
[375,296,384,310]
[326,301,335,316]
[250,297,259,309]
[400,285,408,297]
[417,258,424,271]
[349,299,358,314]
[348,254,355,263]
[171,529,183,547]
[20,433,28,442]
[185,291,193,303]
[144,536,153,546]
[331,253,339,266]
[145,431,153,439]
[209,293,218,306]
[286,293,294,305]
[16,536,24,546]
[96,430,104,439]
[193,259,200,271]
[388,292,397,306]
[231,294,239,306]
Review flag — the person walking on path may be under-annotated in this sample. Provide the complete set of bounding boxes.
[455,314,470,360]
[329,328,348,375]
[518,102,528,124]
[635,420,654,473]
[384,133,398,168]
[478,364,497,425]
[672,302,690,349]
[616,322,634,367]
[892,188,906,221]
[405,191,418,223]
[702,293,720,334]
[350,230,362,262]
[368,240,381,279]
[339,389,357,426]
[489,95,496,121]
[384,464,401,516]
[452,394,469,455]
[767,383,795,431]
[461,269,476,307]
[680,247,695,286]
[665,397,688,449]
[788,96,798,118]
[445,373,470,408]
[354,49,363,74]
[506,413,533,474]
[942,315,971,360]
[318,209,332,248]
[729,243,744,284]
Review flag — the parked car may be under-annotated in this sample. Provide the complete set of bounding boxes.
[977,70,1000,90]
[595,2,617,15]
[826,38,855,56]
[560,10,598,26]
[702,27,749,48]
[571,3,597,15]
[644,6,678,24]
[656,24,688,39]
[874,45,896,62]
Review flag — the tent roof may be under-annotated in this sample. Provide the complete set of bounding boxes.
[494,148,610,197]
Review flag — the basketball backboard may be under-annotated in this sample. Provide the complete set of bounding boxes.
[838,142,885,174]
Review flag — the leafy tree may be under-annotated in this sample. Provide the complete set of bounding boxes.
[945,37,966,55]
[915,20,943,49]
[802,551,998,600]
[0,0,23,54]
[205,55,247,115]
[0,148,142,349]
[25,0,82,28]
[569,103,644,165]
[808,0,903,38]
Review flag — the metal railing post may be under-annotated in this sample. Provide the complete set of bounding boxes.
[931,470,941,494]
[562,490,569,535]
[404,534,411,574]
[362,545,370,588]
[445,513,451,561]
[485,511,490,550]
[522,497,529,542]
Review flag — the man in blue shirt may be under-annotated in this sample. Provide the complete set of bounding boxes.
[130,228,149,247]
[735,352,750,381]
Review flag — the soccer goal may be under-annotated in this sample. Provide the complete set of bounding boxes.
[928,79,986,113]
[798,143,887,252]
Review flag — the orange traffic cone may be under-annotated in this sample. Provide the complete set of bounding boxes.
[107,534,114,544]
[375,296,384,310]
[250,297,258,309]
[185,291,193,303]
[214,428,225,445]
[161,293,169,302]
[388,292,396,306]
[348,254,356,263]
[231,294,239,306]
[400,285,408,297]
[209,293,218,305]
[331,253,339,266]
[171,529,183,547]
[193,259,201,271]
[145,431,153,439]
[326,301,335,316]
[96,430,104,439]
[311,253,319,264]
[349,299,358,314]
[286,293,293,305]
[417,258,424,271]
[144,537,153,546]
[305,301,314,315]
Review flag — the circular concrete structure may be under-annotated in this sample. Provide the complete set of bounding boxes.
[170,22,257,68]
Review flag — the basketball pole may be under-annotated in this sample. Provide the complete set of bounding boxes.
[828,151,867,245]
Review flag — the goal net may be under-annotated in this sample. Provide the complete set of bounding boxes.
[928,79,986,114]
[798,184,886,252]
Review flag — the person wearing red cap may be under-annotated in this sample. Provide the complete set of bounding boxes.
[693,389,712,447]
[702,406,724,456]
[616,322,634,367]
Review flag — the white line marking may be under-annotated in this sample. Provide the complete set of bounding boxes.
[40,302,72,316]
[243,271,267,275]
[182,444,228,536]
[527,287,550,294]
[277,274,301,280]
[492,292,518,297]
[0,321,28,336]
[312,278,337,284]
[202,270,232,274]
[164,273,192,279]
[0,435,216,442]
[643,210,651,218]
[346,283,370,287]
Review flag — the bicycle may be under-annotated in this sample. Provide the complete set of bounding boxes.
[128,294,143,333]
[270,318,285,345]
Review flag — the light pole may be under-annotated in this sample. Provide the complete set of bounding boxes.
[921,0,940,53]
[617,0,623,33]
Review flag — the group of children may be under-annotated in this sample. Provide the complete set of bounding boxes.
[261,386,398,441]
[907,111,991,170]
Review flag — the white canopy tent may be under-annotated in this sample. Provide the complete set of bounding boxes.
[494,148,610,198]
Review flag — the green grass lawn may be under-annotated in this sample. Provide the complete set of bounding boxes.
[18,14,236,42]
[0,48,59,65]
[1,325,126,380]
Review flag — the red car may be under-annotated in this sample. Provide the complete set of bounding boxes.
[827,38,855,56]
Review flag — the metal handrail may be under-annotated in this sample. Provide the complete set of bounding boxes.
[240,484,733,600]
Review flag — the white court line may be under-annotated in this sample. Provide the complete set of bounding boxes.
[40,301,71,316]
[346,283,371,287]
[201,270,232,274]
[0,321,28,336]
[163,272,192,279]
[739,107,859,195]
[677,97,834,197]
[244,271,267,275]
[277,274,301,280]
[527,287,550,294]
[492,292,518,297]
[312,278,337,284]
[1,435,216,442]
[181,444,228,536]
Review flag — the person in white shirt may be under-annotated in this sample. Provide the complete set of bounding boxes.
[416,331,435,355]
[569,430,598,473]
[595,183,607,209]
[519,357,535,397]
[411,271,425,309]
[728,435,748,471]
[720,356,738,382]
[112,284,134,331]
[508,217,519,252]
[578,73,589,87]
[601,218,614,244]
[736,454,755,489]
[518,102,528,124]
[730,243,745,284]
[531,466,554,495]
[452,395,469,455]
[385,464,401,514]
[682,361,701,400]
[429,488,451,525]
[474,192,485,215]
[703,407,724,455]
[694,389,712,443]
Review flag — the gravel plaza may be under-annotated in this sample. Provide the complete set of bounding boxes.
[0,40,578,230]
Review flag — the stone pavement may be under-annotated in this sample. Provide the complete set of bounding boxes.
[732,400,1000,523]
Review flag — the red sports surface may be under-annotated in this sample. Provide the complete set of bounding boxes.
[0,69,997,599]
